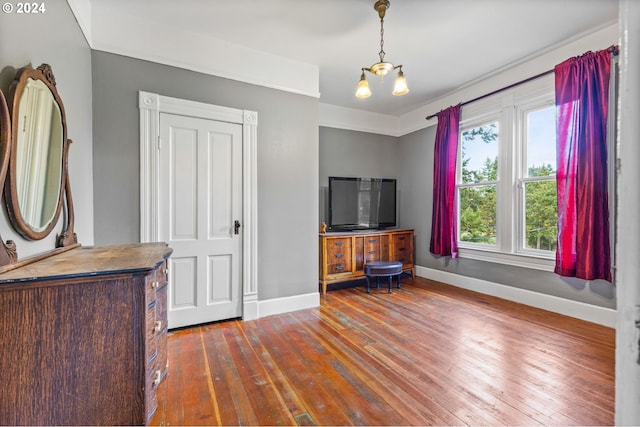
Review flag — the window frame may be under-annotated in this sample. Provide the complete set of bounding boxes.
[455,77,558,272]
[516,99,558,258]
[457,114,501,250]
[455,63,616,273]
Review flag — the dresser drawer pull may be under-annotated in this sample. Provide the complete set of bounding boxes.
[398,248,405,252]
[151,281,160,289]
[335,253,343,258]
[369,239,377,243]
[398,237,405,240]
[153,370,162,387]
[368,250,376,254]
[335,265,344,271]
[153,320,163,333]
[335,241,343,246]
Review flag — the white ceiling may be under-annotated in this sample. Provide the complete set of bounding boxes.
[88,0,618,116]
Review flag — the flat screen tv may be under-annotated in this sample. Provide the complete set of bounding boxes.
[328,176,396,231]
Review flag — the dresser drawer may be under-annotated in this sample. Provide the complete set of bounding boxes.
[145,260,168,301]
[155,284,167,320]
[155,329,169,379]
[145,366,161,421]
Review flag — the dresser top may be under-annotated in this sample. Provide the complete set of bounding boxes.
[0,242,172,284]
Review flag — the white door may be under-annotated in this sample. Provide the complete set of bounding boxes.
[159,112,243,329]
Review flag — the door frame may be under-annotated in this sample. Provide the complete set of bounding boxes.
[138,91,259,320]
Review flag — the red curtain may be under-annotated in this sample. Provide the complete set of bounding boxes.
[430,105,461,258]
[554,49,612,281]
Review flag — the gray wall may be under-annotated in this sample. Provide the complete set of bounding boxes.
[0,0,94,258]
[397,126,616,310]
[91,51,319,300]
[319,127,399,223]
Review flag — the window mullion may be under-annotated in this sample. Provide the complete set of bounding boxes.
[497,103,515,253]
[515,105,527,254]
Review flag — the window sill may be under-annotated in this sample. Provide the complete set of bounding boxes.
[457,247,555,272]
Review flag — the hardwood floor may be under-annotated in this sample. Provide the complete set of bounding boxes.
[151,276,614,426]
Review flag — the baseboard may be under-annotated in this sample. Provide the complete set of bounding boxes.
[243,295,258,321]
[257,292,320,319]
[415,265,616,328]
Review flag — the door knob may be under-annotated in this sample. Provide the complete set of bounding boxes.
[234,220,241,235]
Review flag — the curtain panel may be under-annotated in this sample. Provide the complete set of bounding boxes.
[430,104,461,258]
[554,49,612,282]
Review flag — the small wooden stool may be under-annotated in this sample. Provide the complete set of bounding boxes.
[364,261,403,293]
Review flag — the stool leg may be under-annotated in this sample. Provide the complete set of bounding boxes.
[388,276,392,293]
[375,277,380,289]
[397,274,401,289]
[366,276,371,293]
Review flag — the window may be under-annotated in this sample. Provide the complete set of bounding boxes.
[455,78,559,271]
[459,121,499,247]
[521,106,557,253]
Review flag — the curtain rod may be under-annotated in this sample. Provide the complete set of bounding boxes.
[425,45,619,120]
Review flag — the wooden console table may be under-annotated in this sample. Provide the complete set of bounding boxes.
[319,228,414,294]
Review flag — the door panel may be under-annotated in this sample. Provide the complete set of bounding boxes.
[209,255,232,303]
[160,113,242,329]
[171,256,197,309]
[170,127,197,240]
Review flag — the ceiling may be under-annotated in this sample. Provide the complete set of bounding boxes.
[89,0,618,117]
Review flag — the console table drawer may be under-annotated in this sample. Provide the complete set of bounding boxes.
[326,238,351,257]
[328,263,349,275]
[391,232,414,265]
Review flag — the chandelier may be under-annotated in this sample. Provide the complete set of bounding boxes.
[356,0,409,99]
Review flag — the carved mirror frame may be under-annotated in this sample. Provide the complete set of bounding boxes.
[0,64,78,272]
[0,90,17,267]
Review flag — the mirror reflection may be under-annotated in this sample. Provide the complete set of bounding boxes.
[15,77,64,232]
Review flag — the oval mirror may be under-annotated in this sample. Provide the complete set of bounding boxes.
[6,65,66,240]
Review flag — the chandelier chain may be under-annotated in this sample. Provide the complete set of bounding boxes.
[378,16,386,62]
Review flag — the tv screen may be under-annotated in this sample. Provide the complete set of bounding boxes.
[328,177,396,231]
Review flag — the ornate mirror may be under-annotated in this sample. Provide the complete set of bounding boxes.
[0,64,78,272]
[0,90,17,266]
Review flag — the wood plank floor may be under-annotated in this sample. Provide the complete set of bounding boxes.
[151,276,615,426]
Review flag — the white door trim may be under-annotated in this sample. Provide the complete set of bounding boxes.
[139,91,259,320]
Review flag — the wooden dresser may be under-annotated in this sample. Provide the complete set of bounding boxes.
[0,242,172,426]
[319,228,414,294]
